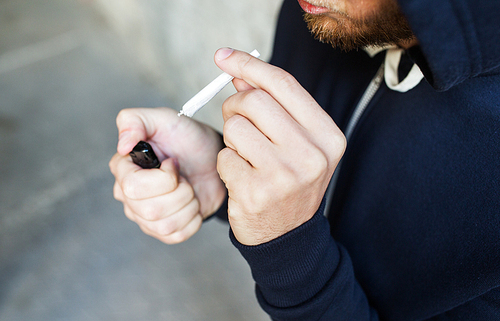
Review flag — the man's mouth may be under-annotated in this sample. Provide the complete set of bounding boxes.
[297,0,330,14]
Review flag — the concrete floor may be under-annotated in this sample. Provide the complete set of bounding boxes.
[0,1,267,320]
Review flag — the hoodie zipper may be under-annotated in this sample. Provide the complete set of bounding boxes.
[344,63,385,141]
[324,63,385,215]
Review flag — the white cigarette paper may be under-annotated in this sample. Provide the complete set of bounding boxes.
[178,49,261,118]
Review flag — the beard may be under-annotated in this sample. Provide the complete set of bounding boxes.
[303,1,415,51]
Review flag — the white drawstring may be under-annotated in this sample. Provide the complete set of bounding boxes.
[384,48,424,92]
[324,47,424,215]
[364,46,424,93]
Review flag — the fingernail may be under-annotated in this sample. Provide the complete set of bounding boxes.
[215,48,234,61]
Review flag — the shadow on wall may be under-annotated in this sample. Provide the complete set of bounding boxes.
[91,0,283,131]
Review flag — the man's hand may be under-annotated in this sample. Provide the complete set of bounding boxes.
[215,48,346,246]
[109,107,226,244]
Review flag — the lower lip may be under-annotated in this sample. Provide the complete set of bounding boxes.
[297,0,330,14]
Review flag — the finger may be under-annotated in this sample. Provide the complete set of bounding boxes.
[217,147,253,191]
[162,214,203,244]
[222,114,274,169]
[123,204,137,222]
[125,177,195,221]
[109,153,122,177]
[139,213,203,244]
[118,157,179,200]
[232,78,255,92]
[113,181,124,202]
[115,107,180,156]
[133,197,200,237]
[116,109,149,155]
[215,48,324,130]
[222,88,301,146]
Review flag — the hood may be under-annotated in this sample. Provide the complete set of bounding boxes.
[399,0,500,91]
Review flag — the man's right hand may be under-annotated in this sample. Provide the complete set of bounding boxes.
[109,107,226,244]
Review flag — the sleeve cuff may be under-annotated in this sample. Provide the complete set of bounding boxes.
[229,201,340,308]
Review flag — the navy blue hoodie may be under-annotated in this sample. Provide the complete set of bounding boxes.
[228,0,500,320]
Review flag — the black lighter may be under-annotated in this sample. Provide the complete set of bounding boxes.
[129,141,161,169]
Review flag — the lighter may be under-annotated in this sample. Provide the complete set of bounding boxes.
[129,141,161,169]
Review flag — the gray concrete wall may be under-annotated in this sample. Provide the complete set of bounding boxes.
[0,1,275,319]
[91,0,283,131]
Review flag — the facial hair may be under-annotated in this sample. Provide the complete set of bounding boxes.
[303,1,415,51]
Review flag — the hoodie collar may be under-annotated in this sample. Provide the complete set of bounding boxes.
[398,0,500,91]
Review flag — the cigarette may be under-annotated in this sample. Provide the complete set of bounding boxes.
[178,49,261,118]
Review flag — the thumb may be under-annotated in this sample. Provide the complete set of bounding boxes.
[116,108,152,156]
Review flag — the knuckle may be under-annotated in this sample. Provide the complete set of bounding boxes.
[301,146,329,183]
[248,188,273,213]
[222,89,269,120]
[221,96,233,119]
[178,181,195,201]
[222,114,242,137]
[281,140,329,186]
[273,168,298,196]
[273,70,299,92]
[160,170,178,193]
[217,147,230,165]
[237,55,254,75]
[218,146,232,158]
[121,175,138,199]
[108,156,116,174]
[323,123,347,162]
[221,106,228,122]
[139,202,162,221]
[244,88,268,106]
[122,170,176,200]
[217,148,240,186]
[333,131,347,160]
[158,218,178,236]
[123,205,135,221]
[217,148,231,179]
[113,182,123,201]
[109,153,123,176]
[116,109,130,127]
[167,230,189,244]
[240,89,270,114]
[322,130,346,169]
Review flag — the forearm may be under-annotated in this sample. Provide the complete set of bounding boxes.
[230,202,379,321]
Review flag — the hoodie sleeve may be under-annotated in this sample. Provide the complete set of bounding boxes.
[230,202,379,321]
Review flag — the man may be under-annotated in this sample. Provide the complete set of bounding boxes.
[109,0,500,319]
